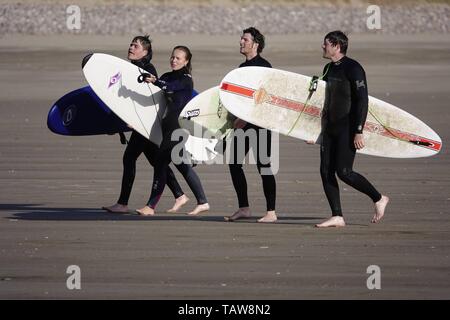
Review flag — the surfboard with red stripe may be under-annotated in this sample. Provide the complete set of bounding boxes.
[219,66,442,158]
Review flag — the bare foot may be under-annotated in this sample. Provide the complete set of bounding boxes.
[167,194,189,213]
[315,216,346,228]
[187,203,210,216]
[135,206,155,216]
[372,195,389,223]
[224,207,251,222]
[257,211,277,223]
[102,203,129,213]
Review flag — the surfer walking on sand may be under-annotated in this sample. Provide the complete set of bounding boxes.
[136,46,210,216]
[312,31,389,227]
[102,36,189,214]
[224,27,277,223]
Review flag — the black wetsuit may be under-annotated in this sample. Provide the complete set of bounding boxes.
[117,59,184,205]
[320,56,381,216]
[227,55,276,211]
[146,69,207,208]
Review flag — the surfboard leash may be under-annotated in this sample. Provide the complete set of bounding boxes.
[139,67,165,125]
[367,108,432,147]
[318,63,429,147]
[131,67,157,138]
[287,63,331,136]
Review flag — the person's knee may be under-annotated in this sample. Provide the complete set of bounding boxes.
[320,166,330,180]
[336,167,353,182]
[123,152,137,165]
[174,163,190,176]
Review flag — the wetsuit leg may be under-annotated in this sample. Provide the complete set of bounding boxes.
[320,131,342,216]
[118,131,144,205]
[335,127,382,203]
[146,140,207,208]
[142,139,184,199]
[173,162,208,205]
[254,127,276,211]
[146,148,171,208]
[228,128,250,208]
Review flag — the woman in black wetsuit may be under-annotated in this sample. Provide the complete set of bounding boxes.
[136,46,210,216]
[102,36,189,214]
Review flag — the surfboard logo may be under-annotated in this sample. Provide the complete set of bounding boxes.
[372,124,381,133]
[253,88,270,105]
[108,72,122,89]
[356,80,366,89]
[186,109,200,118]
[62,104,77,126]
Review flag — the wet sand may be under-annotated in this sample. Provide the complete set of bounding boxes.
[0,33,449,299]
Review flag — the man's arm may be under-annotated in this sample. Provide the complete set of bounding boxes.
[348,61,369,149]
[349,61,369,135]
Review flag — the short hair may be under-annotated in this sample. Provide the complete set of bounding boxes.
[132,35,153,60]
[324,30,348,55]
[243,27,265,54]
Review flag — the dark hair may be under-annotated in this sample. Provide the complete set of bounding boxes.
[243,27,265,53]
[324,30,348,55]
[173,45,193,74]
[132,35,153,61]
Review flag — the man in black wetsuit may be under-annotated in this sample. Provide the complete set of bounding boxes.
[315,31,389,227]
[224,27,277,223]
[102,36,189,214]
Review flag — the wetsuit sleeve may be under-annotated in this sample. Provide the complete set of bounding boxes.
[145,64,158,78]
[132,59,158,78]
[322,63,331,81]
[348,62,369,134]
[320,63,331,134]
[154,74,192,93]
[315,64,328,145]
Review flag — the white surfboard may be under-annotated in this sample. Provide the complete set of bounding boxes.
[219,66,442,158]
[179,86,234,140]
[82,53,218,162]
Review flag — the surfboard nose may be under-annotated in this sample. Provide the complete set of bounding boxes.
[81,53,93,69]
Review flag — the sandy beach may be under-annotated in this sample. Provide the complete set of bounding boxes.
[0,29,449,300]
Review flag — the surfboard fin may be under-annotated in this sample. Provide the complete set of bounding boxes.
[81,53,93,69]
